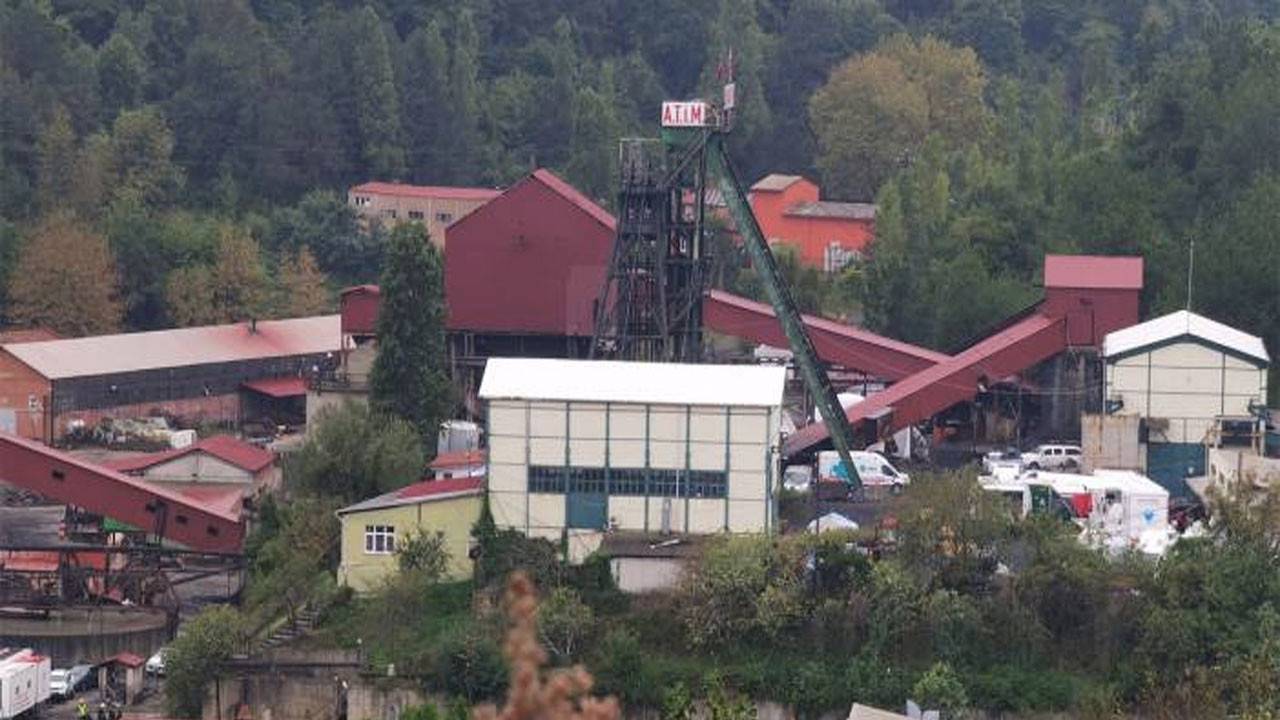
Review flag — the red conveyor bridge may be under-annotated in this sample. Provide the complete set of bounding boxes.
[0,433,245,553]
[702,255,1142,458]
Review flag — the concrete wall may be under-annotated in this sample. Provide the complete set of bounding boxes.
[337,494,483,593]
[488,398,777,560]
[1107,340,1269,444]
[1081,413,1144,473]
[1208,447,1280,485]
[141,454,254,485]
[0,606,170,667]
[610,556,686,594]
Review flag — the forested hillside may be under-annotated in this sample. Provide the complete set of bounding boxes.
[0,0,1276,393]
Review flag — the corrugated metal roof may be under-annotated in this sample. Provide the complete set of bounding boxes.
[349,182,501,202]
[430,449,485,470]
[337,477,484,515]
[103,435,276,474]
[479,357,787,407]
[784,201,877,220]
[242,376,307,398]
[751,174,804,192]
[530,169,617,230]
[5,315,340,380]
[1044,255,1144,289]
[1103,310,1269,364]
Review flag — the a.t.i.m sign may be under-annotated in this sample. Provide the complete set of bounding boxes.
[661,101,711,128]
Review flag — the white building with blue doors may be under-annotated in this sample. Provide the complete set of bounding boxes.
[1103,310,1270,494]
[479,357,786,560]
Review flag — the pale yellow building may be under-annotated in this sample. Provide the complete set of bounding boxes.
[1103,310,1269,494]
[479,358,787,561]
[335,477,483,593]
[348,182,500,248]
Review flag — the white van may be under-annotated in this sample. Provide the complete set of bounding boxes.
[817,451,910,496]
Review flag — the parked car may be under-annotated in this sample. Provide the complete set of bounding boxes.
[145,650,165,676]
[982,448,1023,478]
[48,669,70,702]
[1021,443,1083,471]
[782,465,813,493]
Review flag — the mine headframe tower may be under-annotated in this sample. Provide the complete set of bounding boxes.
[590,125,712,363]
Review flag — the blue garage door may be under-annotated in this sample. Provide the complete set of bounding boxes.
[1147,443,1205,498]
[566,470,608,530]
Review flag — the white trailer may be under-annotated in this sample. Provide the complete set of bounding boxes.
[0,648,52,719]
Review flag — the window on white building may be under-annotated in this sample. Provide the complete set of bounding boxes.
[408,210,425,220]
[436,211,453,224]
[381,208,397,219]
[364,525,396,554]
[353,196,371,207]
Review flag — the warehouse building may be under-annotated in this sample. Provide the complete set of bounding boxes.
[102,434,280,496]
[0,315,340,443]
[445,169,614,412]
[479,358,787,560]
[1103,310,1270,494]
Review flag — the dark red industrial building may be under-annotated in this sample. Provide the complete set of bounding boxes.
[444,169,615,405]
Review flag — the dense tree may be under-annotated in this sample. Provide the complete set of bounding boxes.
[369,222,453,450]
[98,33,145,124]
[401,21,451,183]
[352,7,406,180]
[811,35,991,199]
[8,213,122,336]
[164,606,244,718]
[166,227,269,326]
[275,248,332,318]
[106,106,184,210]
[286,401,424,502]
[34,106,79,216]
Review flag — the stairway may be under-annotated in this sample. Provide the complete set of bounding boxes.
[257,604,322,651]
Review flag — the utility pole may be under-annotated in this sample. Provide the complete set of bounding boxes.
[1186,238,1195,311]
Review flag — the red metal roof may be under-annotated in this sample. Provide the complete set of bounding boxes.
[176,485,246,518]
[241,376,307,398]
[1043,255,1144,290]
[106,653,146,668]
[0,550,60,573]
[429,449,485,470]
[338,477,483,514]
[704,291,949,380]
[103,435,275,475]
[445,169,614,336]
[349,182,501,202]
[783,313,1067,456]
[3,315,340,380]
[530,169,617,231]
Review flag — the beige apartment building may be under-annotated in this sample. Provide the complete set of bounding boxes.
[348,182,501,247]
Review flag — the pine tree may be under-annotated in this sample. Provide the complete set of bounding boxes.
[369,222,453,453]
[35,105,78,216]
[276,248,332,318]
[402,21,450,183]
[9,212,123,336]
[98,33,145,123]
[445,8,481,184]
[352,7,406,179]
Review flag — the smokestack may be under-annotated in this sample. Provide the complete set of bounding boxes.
[249,318,257,334]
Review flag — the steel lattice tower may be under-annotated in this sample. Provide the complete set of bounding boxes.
[591,133,712,363]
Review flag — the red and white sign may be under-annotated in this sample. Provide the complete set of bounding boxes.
[662,101,710,128]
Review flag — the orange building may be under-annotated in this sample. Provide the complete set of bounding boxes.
[748,174,876,272]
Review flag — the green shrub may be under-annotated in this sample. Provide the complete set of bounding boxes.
[425,624,507,702]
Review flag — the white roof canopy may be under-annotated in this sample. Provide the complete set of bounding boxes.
[1103,310,1269,365]
[479,358,787,408]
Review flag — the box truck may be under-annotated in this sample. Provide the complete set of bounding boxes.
[0,648,52,719]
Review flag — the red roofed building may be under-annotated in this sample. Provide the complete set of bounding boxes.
[336,477,484,592]
[445,169,615,410]
[102,434,279,496]
[1041,254,1144,345]
[0,315,340,443]
[430,449,485,480]
[348,182,501,248]
[748,174,876,272]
